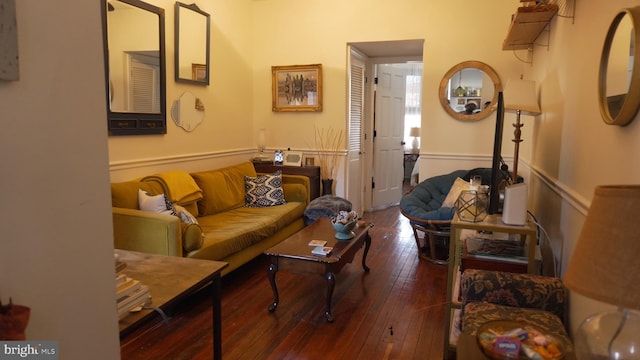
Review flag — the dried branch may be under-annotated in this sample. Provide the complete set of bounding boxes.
[314,127,343,180]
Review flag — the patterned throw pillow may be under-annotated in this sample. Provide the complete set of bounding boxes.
[138,189,178,216]
[244,171,286,207]
[175,204,199,224]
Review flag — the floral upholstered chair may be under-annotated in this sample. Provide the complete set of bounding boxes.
[459,269,573,350]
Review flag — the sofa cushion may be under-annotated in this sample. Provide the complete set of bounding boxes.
[192,202,306,260]
[191,162,257,216]
[244,171,286,207]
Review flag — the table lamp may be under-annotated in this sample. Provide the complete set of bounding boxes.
[409,127,420,153]
[255,128,268,160]
[503,79,540,182]
[564,185,640,359]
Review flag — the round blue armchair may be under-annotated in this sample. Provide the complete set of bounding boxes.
[400,168,495,264]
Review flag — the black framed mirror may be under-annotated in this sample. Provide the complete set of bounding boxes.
[599,7,640,126]
[175,2,210,85]
[102,0,166,135]
[439,61,502,122]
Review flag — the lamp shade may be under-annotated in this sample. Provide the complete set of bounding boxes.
[503,79,541,115]
[409,127,420,137]
[564,185,640,311]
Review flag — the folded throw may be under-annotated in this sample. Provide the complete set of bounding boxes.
[142,170,203,205]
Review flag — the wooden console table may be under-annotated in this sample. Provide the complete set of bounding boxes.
[253,163,321,200]
[116,250,228,359]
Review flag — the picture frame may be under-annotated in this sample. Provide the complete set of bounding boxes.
[304,157,315,166]
[192,63,207,81]
[283,151,303,166]
[272,64,322,112]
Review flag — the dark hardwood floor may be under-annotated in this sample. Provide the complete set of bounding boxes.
[120,204,450,359]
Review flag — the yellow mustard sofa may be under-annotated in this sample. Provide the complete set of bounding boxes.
[110,161,310,276]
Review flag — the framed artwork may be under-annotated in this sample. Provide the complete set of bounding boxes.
[457,98,466,105]
[272,64,323,112]
[192,63,207,81]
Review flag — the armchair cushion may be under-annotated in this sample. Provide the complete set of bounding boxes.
[460,269,566,320]
[459,269,572,351]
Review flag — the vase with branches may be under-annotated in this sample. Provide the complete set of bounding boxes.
[313,126,343,181]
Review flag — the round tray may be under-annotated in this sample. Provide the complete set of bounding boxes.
[476,320,565,360]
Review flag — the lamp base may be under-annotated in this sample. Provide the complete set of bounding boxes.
[575,309,640,359]
[411,137,419,152]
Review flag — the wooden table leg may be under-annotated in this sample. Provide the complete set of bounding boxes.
[325,272,335,323]
[362,231,371,272]
[212,274,222,360]
[267,261,279,312]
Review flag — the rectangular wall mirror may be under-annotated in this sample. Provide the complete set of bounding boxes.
[175,2,210,85]
[102,0,167,135]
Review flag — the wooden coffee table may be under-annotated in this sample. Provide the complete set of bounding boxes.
[115,250,228,359]
[264,217,372,322]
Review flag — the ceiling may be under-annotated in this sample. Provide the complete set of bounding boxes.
[350,39,424,58]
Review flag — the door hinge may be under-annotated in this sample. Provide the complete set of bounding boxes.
[372,179,375,189]
[374,77,378,85]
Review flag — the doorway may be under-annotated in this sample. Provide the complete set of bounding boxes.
[348,40,424,212]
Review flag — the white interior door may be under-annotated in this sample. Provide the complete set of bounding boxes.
[346,50,366,214]
[372,64,406,209]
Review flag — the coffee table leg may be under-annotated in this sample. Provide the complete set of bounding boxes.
[362,232,371,272]
[325,272,335,323]
[267,261,279,312]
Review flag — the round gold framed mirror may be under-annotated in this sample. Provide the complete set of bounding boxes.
[599,7,640,126]
[439,61,502,122]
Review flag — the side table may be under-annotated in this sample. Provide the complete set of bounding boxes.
[116,250,228,359]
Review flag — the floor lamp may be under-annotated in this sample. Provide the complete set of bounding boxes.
[564,185,640,359]
[503,79,540,182]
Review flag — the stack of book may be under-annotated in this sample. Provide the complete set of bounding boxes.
[115,254,151,319]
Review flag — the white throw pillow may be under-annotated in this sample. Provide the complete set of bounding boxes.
[442,177,470,208]
[138,189,177,216]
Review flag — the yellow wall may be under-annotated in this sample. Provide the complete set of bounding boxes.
[525,0,640,334]
[107,0,255,165]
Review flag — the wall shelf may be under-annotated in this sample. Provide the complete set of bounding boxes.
[503,5,559,50]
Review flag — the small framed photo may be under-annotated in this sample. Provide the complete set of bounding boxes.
[304,157,315,166]
[272,64,322,112]
[283,151,303,166]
